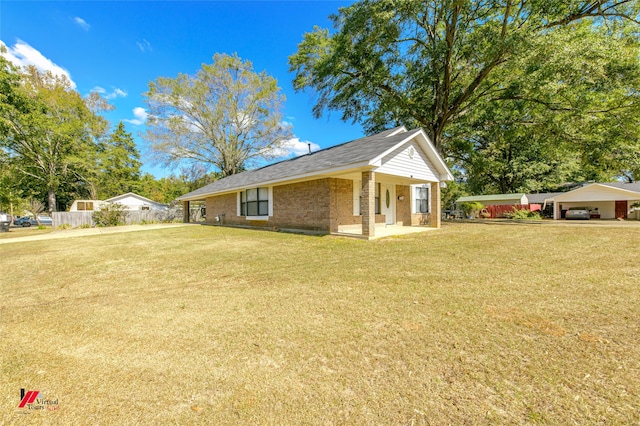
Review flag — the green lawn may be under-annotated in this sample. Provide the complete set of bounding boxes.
[2,223,639,424]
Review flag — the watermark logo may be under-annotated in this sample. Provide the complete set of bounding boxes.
[18,388,59,411]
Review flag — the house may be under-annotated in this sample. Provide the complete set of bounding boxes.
[69,192,168,212]
[178,127,453,238]
[69,199,107,212]
[104,193,169,211]
[552,182,640,220]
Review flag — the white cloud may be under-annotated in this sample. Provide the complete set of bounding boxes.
[273,137,320,157]
[124,107,148,125]
[136,39,152,53]
[0,39,76,89]
[91,86,127,99]
[74,17,90,31]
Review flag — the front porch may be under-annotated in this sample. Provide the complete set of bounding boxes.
[332,224,438,240]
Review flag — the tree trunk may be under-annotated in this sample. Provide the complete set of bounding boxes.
[48,188,57,213]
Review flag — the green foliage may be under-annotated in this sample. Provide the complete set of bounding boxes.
[92,203,127,227]
[57,223,71,230]
[0,60,112,211]
[144,53,293,177]
[503,208,543,220]
[290,0,640,191]
[94,122,142,199]
[460,202,484,218]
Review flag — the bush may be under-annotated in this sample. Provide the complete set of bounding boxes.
[58,223,71,230]
[460,202,484,218]
[504,208,542,220]
[92,203,127,227]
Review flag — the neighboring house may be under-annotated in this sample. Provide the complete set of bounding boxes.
[69,200,108,212]
[551,182,640,220]
[104,193,169,211]
[69,193,168,212]
[178,126,453,238]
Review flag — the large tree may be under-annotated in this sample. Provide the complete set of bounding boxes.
[93,121,142,199]
[289,0,640,190]
[144,53,293,177]
[0,61,110,212]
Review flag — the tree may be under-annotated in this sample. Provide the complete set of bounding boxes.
[144,53,293,177]
[94,121,142,199]
[289,0,640,179]
[0,61,110,212]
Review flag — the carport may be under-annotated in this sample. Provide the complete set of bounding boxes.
[552,183,640,220]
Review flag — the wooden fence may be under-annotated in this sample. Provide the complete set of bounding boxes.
[52,209,200,229]
[482,204,542,219]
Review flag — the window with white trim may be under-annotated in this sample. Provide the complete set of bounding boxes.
[240,188,269,217]
[415,185,430,213]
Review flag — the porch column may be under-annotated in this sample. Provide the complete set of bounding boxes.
[362,171,375,237]
[182,201,190,223]
[430,182,441,228]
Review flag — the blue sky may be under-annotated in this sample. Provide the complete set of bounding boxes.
[0,0,362,178]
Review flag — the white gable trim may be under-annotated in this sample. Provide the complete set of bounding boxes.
[370,128,453,181]
[553,183,640,202]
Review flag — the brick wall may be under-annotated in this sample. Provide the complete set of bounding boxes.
[396,185,411,226]
[204,177,400,232]
[271,179,331,230]
[205,193,240,226]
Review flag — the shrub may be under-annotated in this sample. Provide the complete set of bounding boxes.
[92,203,127,227]
[460,202,484,218]
[80,224,91,229]
[58,223,71,230]
[504,208,542,220]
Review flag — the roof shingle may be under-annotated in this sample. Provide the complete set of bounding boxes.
[179,127,419,200]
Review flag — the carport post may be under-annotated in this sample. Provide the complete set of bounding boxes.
[183,201,190,223]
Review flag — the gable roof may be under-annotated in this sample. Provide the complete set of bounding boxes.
[179,127,452,201]
[105,192,167,206]
[553,182,640,202]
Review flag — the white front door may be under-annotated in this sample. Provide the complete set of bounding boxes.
[382,184,395,224]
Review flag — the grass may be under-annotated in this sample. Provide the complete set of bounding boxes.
[1,223,639,424]
[0,226,54,239]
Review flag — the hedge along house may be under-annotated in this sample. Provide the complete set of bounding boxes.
[178,126,453,238]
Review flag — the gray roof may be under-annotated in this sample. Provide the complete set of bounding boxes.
[456,193,526,203]
[598,181,640,193]
[526,193,565,204]
[180,127,430,201]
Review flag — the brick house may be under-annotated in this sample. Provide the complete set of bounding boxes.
[178,126,453,238]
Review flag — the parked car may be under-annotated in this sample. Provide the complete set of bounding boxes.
[0,211,10,232]
[14,216,53,227]
[565,207,590,220]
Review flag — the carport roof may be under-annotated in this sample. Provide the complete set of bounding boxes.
[553,182,640,202]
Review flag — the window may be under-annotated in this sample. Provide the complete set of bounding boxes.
[240,188,269,217]
[77,201,94,211]
[415,186,430,213]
